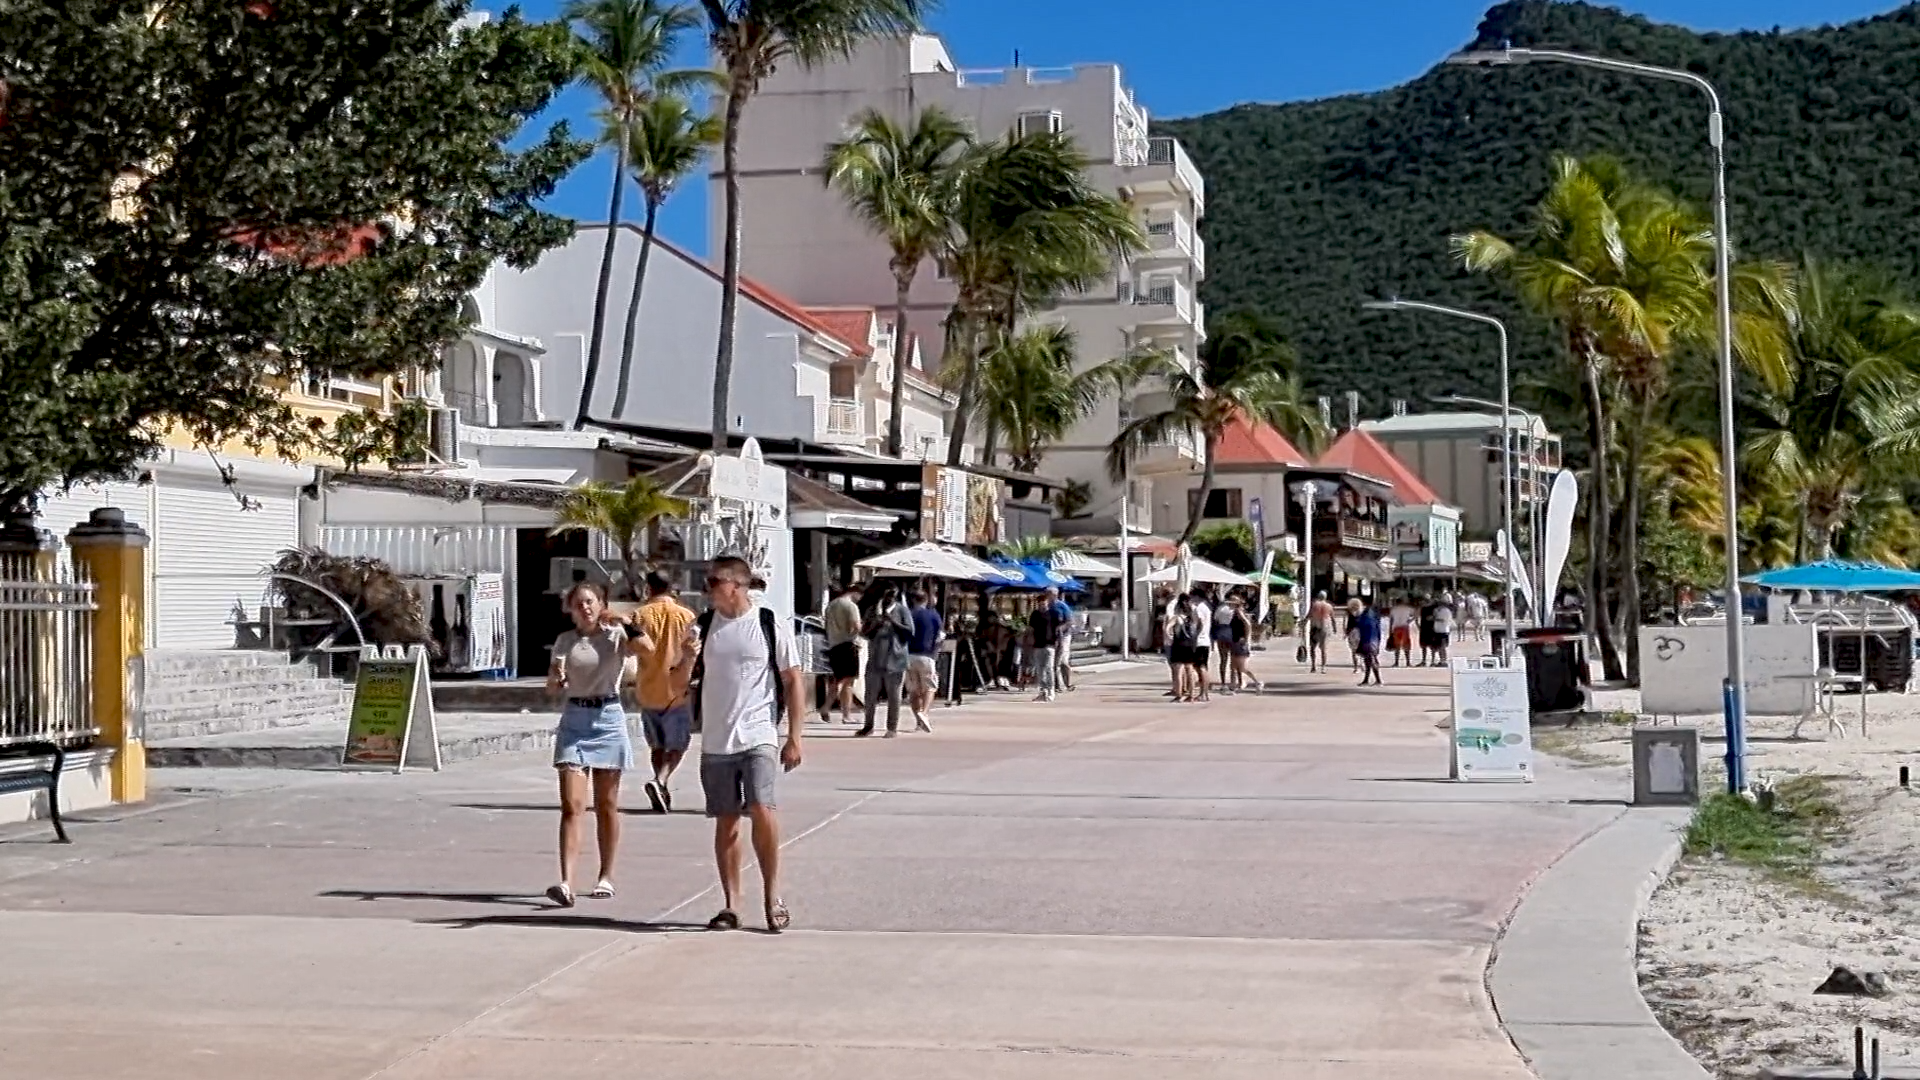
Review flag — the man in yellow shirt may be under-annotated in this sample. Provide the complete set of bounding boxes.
[634,571,697,812]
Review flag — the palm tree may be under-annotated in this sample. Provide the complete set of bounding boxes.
[1453,155,1667,682]
[823,106,972,457]
[550,476,690,600]
[565,0,702,430]
[703,0,929,450]
[966,324,1131,473]
[1745,259,1920,559]
[939,129,1142,465]
[991,535,1062,561]
[610,94,722,418]
[1105,346,1327,548]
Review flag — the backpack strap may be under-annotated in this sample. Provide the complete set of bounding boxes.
[758,607,786,717]
[690,609,715,725]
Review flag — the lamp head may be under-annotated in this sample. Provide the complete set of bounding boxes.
[1361,299,1404,312]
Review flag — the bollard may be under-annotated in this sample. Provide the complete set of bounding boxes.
[1902,766,1911,789]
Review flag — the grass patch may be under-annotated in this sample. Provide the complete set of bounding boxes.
[1683,775,1844,880]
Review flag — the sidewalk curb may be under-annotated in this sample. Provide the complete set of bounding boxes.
[1489,806,1707,1080]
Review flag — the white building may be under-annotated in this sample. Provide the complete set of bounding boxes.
[1359,408,1562,540]
[713,32,1207,527]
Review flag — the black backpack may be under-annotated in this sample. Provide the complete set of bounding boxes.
[690,607,786,728]
[1171,611,1200,648]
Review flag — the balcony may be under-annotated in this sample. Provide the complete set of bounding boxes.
[1120,137,1205,216]
[819,398,866,446]
[1123,277,1197,330]
[1315,517,1389,552]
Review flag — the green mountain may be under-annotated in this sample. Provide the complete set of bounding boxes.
[1158,1,1920,414]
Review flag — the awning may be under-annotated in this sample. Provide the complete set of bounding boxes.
[1333,556,1394,582]
[786,473,898,532]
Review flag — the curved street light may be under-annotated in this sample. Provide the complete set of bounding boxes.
[1362,298,1515,659]
[1448,45,1749,793]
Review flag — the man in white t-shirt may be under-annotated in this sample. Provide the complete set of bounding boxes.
[694,556,804,933]
[1387,596,1417,667]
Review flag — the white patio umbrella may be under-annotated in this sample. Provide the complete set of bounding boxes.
[856,541,1021,583]
[1051,549,1122,578]
[1142,556,1252,587]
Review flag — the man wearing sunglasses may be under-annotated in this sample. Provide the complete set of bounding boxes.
[691,556,805,932]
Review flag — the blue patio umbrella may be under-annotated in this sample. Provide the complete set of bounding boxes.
[1743,559,1920,593]
[989,558,1087,592]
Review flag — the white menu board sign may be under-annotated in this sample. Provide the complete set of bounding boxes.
[1450,655,1533,783]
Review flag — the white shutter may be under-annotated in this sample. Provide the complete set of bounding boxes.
[152,475,299,648]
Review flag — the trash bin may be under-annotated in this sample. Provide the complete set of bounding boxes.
[1514,628,1589,714]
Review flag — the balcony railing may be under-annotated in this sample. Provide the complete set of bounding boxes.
[821,398,863,444]
[1127,278,1195,326]
[1145,137,1205,209]
[1337,519,1389,548]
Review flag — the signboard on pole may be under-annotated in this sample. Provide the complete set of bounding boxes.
[1449,655,1532,782]
[343,645,442,772]
[1246,497,1266,549]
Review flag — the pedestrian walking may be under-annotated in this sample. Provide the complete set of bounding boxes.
[904,590,942,732]
[1187,589,1213,700]
[822,583,862,724]
[1345,596,1366,672]
[692,556,804,933]
[1306,591,1333,673]
[544,582,652,908]
[1049,589,1077,692]
[1431,592,1455,665]
[1026,587,1068,702]
[633,571,697,814]
[859,583,912,737]
[1211,592,1236,689]
[1388,595,1416,667]
[1355,599,1385,686]
[1417,594,1438,667]
[1226,595,1262,692]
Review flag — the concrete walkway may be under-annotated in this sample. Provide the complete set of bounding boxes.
[0,649,1678,1079]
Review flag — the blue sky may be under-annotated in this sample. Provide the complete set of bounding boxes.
[486,0,1901,257]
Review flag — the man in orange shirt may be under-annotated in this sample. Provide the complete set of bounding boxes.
[634,571,697,813]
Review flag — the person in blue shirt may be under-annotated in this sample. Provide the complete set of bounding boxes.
[905,589,944,732]
[1354,599,1385,686]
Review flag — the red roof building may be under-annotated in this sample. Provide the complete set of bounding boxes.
[1316,428,1446,506]
[1215,413,1311,468]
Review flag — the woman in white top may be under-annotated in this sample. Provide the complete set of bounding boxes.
[545,582,652,908]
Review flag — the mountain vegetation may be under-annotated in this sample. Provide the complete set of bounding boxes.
[1157,0,1920,416]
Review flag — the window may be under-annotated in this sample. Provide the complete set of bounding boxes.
[1015,110,1063,138]
[1188,487,1242,519]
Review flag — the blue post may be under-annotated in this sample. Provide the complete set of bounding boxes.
[1722,678,1745,794]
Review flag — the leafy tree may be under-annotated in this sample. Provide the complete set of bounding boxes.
[320,401,431,474]
[823,105,972,457]
[564,0,703,429]
[1052,479,1093,519]
[550,476,689,599]
[611,93,722,416]
[0,0,586,515]
[939,130,1141,465]
[1191,520,1257,572]
[702,0,930,450]
[1106,343,1326,548]
[966,325,1130,474]
[990,534,1061,560]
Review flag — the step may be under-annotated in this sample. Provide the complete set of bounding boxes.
[145,711,558,769]
[142,689,355,729]
[144,680,349,711]
[145,703,356,743]
[144,650,302,675]
[146,666,326,691]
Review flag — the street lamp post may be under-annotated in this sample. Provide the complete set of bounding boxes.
[1448,45,1747,792]
[1430,393,1548,611]
[1299,481,1318,657]
[1365,299,1516,661]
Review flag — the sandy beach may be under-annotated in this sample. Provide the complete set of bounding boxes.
[1538,686,1920,1077]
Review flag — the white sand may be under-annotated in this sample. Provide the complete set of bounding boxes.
[1544,686,1920,1077]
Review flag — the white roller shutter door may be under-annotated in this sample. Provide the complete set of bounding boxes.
[151,475,300,648]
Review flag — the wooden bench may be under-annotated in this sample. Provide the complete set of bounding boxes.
[0,742,72,843]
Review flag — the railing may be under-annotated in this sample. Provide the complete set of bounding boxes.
[0,561,97,749]
[1144,137,1206,212]
[955,64,1084,88]
[1192,231,1206,275]
[1130,278,1195,324]
[1337,519,1390,547]
[822,398,863,442]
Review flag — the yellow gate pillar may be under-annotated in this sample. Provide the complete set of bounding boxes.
[67,508,149,804]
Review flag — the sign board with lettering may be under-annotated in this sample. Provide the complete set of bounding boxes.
[1449,655,1532,782]
[343,645,442,772]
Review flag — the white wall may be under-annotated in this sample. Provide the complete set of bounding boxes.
[1150,470,1293,540]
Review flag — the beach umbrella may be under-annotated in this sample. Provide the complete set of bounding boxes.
[1142,557,1253,586]
[1743,559,1920,733]
[857,541,1022,584]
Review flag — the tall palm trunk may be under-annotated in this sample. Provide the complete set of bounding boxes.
[885,269,914,457]
[1177,432,1220,547]
[1619,399,1651,685]
[610,197,661,418]
[946,309,979,465]
[576,131,629,430]
[1582,358,1626,682]
[709,80,749,451]
[982,417,999,466]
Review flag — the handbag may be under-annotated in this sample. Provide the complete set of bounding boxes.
[1295,643,1308,664]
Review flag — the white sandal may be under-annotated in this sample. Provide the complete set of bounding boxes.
[545,883,575,908]
[588,879,616,900]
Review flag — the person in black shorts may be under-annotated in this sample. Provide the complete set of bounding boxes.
[821,583,862,723]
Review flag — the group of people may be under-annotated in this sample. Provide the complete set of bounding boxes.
[543,558,803,934]
[820,581,946,734]
[1303,588,1487,685]
[1159,586,1264,702]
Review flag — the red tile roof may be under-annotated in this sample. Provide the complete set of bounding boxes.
[1316,428,1445,506]
[737,284,872,358]
[1215,413,1310,467]
[804,308,878,356]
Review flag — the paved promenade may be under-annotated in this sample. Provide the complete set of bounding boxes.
[0,651,1635,1079]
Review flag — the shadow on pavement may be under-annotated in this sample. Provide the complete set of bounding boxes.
[419,913,713,933]
[453,803,705,816]
[319,889,551,907]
